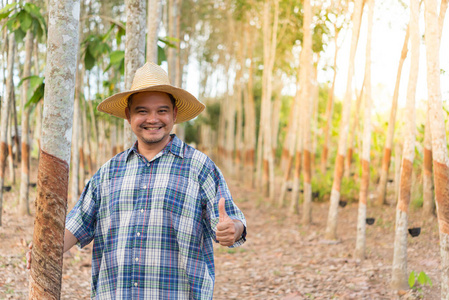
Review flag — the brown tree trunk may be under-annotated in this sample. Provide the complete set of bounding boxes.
[376,27,410,205]
[28,0,80,297]
[425,0,449,297]
[391,0,419,288]
[0,33,15,226]
[301,0,313,225]
[325,0,364,240]
[422,112,435,218]
[355,0,373,260]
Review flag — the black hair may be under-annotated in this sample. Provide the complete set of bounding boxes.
[127,92,176,110]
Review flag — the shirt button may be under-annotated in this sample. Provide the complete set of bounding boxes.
[137,232,140,237]
[135,257,139,262]
[134,282,138,287]
[142,185,147,189]
[147,163,150,167]
[141,209,144,213]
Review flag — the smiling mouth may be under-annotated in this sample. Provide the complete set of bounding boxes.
[143,125,164,131]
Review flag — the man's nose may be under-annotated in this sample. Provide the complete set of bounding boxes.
[146,111,159,123]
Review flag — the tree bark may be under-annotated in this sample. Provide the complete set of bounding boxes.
[19,30,34,216]
[424,0,449,297]
[0,34,15,226]
[301,0,313,225]
[320,25,340,174]
[243,21,256,188]
[376,26,410,206]
[28,0,80,297]
[124,0,146,149]
[355,0,374,260]
[345,78,364,178]
[147,0,161,63]
[422,105,435,218]
[325,0,364,240]
[391,0,419,288]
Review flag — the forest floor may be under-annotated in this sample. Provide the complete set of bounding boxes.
[0,162,442,300]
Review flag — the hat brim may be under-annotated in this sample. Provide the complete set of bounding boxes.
[97,85,205,124]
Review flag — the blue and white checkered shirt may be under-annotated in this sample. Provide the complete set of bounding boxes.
[66,135,247,299]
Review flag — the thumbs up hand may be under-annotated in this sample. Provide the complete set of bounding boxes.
[216,198,238,247]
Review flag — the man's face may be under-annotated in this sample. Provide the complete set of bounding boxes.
[125,91,177,148]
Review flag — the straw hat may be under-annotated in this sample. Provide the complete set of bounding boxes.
[97,62,205,123]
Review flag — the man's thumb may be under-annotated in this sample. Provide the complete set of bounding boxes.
[218,197,228,222]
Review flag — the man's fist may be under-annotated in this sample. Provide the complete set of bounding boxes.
[216,198,238,247]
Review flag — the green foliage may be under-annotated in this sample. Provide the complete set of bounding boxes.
[0,2,47,43]
[18,75,45,109]
[82,34,112,71]
[409,271,432,289]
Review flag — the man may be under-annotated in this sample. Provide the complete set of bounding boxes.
[27,62,247,299]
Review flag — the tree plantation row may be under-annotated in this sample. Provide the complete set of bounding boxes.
[1,0,449,298]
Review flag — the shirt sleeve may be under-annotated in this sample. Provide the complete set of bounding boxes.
[65,172,100,248]
[200,163,247,248]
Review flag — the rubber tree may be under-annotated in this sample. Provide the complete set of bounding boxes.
[28,0,80,297]
[425,0,449,297]
[19,30,34,216]
[376,26,410,205]
[301,0,313,225]
[0,33,15,227]
[355,0,374,260]
[391,0,419,289]
[325,0,363,240]
[124,0,146,149]
[422,0,448,218]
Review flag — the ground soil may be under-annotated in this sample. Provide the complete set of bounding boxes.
[0,164,442,300]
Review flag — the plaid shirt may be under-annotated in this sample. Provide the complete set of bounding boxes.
[66,135,246,299]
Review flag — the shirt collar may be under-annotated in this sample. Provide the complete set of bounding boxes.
[125,134,184,161]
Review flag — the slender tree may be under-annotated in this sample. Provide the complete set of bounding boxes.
[19,30,34,216]
[355,0,374,260]
[0,33,15,226]
[422,0,448,218]
[28,0,80,297]
[391,0,419,289]
[301,0,313,224]
[243,20,257,188]
[147,0,161,63]
[325,0,364,240]
[425,0,449,297]
[376,26,410,205]
[124,0,146,148]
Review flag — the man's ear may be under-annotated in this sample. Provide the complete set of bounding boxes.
[125,107,131,124]
[173,106,178,123]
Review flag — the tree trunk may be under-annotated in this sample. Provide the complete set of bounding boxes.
[28,0,80,297]
[124,0,146,149]
[260,0,278,200]
[355,0,374,260]
[325,0,364,240]
[279,72,301,207]
[422,0,448,220]
[422,111,435,218]
[301,0,313,225]
[376,27,410,206]
[0,34,15,226]
[321,26,340,174]
[147,0,161,63]
[391,0,419,289]
[425,0,449,297]
[243,21,256,188]
[345,78,364,178]
[19,30,34,216]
